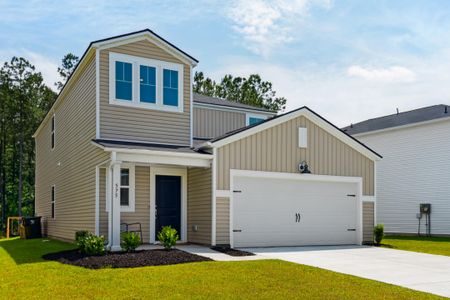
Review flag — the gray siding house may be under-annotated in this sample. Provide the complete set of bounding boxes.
[34,29,381,250]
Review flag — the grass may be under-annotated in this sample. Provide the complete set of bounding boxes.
[383,235,450,257]
[0,238,445,299]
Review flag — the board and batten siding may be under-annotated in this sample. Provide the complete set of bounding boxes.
[99,166,151,243]
[35,54,109,241]
[357,118,450,235]
[363,202,374,242]
[187,168,212,244]
[216,197,230,245]
[216,115,375,196]
[194,107,246,139]
[99,39,191,145]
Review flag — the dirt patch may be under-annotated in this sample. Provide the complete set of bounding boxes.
[211,246,254,257]
[43,249,212,269]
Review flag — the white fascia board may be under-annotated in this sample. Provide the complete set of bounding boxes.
[116,152,210,168]
[92,32,197,67]
[208,108,381,161]
[352,117,450,138]
[96,145,212,160]
[33,48,96,138]
[193,102,277,116]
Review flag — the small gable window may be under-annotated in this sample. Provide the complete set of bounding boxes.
[115,61,133,101]
[109,52,183,113]
[246,113,267,126]
[140,65,156,103]
[51,185,55,219]
[163,69,179,107]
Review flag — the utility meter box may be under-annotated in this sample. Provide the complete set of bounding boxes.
[420,203,431,214]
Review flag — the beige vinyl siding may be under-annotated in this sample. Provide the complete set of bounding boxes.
[194,107,246,138]
[99,39,191,145]
[187,168,212,244]
[99,166,150,243]
[216,197,230,245]
[363,201,375,243]
[35,54,109,241]
[216,115,375,196]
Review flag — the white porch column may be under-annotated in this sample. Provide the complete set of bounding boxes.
[110,161,122,251]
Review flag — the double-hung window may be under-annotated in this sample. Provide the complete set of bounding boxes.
[109,52,183,112]
[140,65,156,103]
[106,165,135,212]
[115,61,133,101]
[163,69,178,106]
[51,185,55,219]
[51,115,55,149]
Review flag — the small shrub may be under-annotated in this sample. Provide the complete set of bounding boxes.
[157,226,179,250]
[82,234,106,256]
[121,232,141,252]
[75,230,90,252]
[374,224,384,245]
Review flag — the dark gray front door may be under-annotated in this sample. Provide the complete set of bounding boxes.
[155,175,181,239]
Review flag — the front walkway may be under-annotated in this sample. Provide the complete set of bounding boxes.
[243,245,450,298]
[137,244,265,261]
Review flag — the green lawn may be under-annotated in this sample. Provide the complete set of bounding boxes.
[383,235,450,257]
[0,238,444,299]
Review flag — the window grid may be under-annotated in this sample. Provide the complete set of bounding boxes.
[120,168,130,207]
[51,115,55,149]
[163,69,179,106]
[115,61,133,101]
[51,186,55,219]
[140,65,156,103]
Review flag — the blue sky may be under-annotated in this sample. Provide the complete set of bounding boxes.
[1,0,450,126]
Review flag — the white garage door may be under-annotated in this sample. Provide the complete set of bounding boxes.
[232,174,360,247]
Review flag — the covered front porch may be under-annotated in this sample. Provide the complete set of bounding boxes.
[93,140,213,251]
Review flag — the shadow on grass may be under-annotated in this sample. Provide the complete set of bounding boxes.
[0,237,76,265]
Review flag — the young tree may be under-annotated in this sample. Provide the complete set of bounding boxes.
[55,53,79,90]
[193,71,286,112]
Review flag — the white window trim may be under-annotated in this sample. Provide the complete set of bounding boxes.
[298,127,308,148]
[109,52,184,113]
[106,164,135,212]
[51,185,56,219]
[51,114,55,150]
[246,113,268,126]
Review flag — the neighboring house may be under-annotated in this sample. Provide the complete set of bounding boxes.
[343,105,450,236]
[34,29,381,250]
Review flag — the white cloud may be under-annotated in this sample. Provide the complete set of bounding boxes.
[207,54,450,127]
[347,65,416,83]
[226,0,332,56]
[0,50,60,90]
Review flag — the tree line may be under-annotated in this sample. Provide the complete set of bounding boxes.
[0,53,286,234]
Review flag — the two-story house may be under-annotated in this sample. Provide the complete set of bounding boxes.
[34,29,381,250]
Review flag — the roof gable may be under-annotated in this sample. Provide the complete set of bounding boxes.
[202,106,382,161]
[343,104,450,136]
[91,29,198,66]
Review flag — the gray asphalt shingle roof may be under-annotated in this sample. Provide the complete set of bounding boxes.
[92,139,210,154]
[342,104,450,135]
[193,93,276,113]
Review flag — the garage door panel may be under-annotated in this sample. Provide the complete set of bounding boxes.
[233,175,359,247]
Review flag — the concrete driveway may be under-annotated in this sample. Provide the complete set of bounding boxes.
[243,245,450,298]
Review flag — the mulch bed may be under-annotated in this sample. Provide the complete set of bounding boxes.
[43,249,212,269]
[211,246,254,257]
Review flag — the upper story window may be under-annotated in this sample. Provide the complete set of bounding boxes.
[109,52,183,113]
[163,69,178,106]
[246,113,267,126]
[51,114,55,149]
[115,61,133,101]
[140,65,156,103]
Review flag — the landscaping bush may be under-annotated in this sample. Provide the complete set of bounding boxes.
[121,232,141,252]
[374,224,384,246]
[76,231,105,256]
[157,226,179,250]
[75,230,90,252]
[82,234,106,256]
